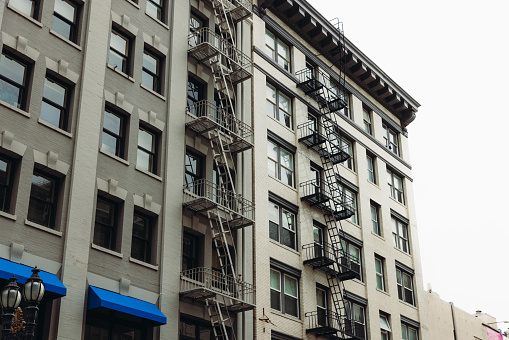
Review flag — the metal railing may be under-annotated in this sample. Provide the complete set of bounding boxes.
[180,267,255,305]
[185,100,253,145]
[344,318,366,339]
[297,120,326,141]
[302,242,335,263]
[183,179,255,221]
[305,310,341,332]
[295,68,346,108]
[300,179,328,199]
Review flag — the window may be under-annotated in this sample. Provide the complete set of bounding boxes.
[330,85,350,118]
[270,269,299,317]
[146,0,165,22]
[316,287,328,326]
[313,224,325,258]
[401,323,419,340]
[387,168,404,204]
[137,126,158,174]
[267,140,294,187]
[345,301,366,339]
[269,201,296,250]
[375,256,385,291]
[363,107,372,135]
[338,184,357,224]
[339,136,354,171]
[383,123,400,156]
[184,151,202,193]
[101,108,127,159]
[266,84,292,128]
[187,76,204,108]
[366,154,376,184]
[52,0,80,43]
[27,170,59,229]
[0,156,14,213]
[371,203,380,235]
[265,30,290,72]
[182,233,198,271]
[392,217,409,253]
[0,51,30,110]
[40,76,71,130]
[85,310,152,340]
[189,12,205,46]
[340,239,362,280]
[396,267,415,305]
[142,49,163,94]
[380,315,391,340]
[109,28,132,75]
[131,211,154,263]
[9,0,40,19]
[93,196,120,251]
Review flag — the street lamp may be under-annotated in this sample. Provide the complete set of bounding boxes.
[0,267,45,340]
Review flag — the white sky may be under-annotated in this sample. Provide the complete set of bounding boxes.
[307,0,509,328]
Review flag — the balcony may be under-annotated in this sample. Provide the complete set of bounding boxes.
[296,69,324,95]
[302,243,335,269]
[297,121,327,152]
[303,243,361,281]
[343,318,366,340]
[183,179,254,229]
[188,28,252,84]
[180,267,255,313]
[186,100,253,153]
[305,310,341,336]
[300,180,354,221]
[219,0,252,23]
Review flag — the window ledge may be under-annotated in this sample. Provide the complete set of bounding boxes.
[129,257,158,270]
[140,84,166,101]
[340,164,357,176]
[99,148,130,166]
[394,247,412,258]
[398,300,418,310]
[389,196,407,207]
[367,179,380,189]
[38,119,73,138]
[268,176,298,193]
[144,12,169,30]
[0,100,30,118]
[267,115,295,134]
[376,288,390,297]
[25,219,62,237]
[6,4,43,28]
[0,211,16,221]
[270,309,302,323]
[135,166,162,181]
[91,243,123,258]
[49,29,82,51]
[269,239,300,255]
[126,0,140,9]
[107,64,135,83]
[371,231,385,241]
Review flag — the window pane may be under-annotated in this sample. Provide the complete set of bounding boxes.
[269,203,279,223]
[10,0,35,17]
[375,259,382,273]
[40,101,62,127]
[101,133,117,155]
[43,79,66,106]
[280,228,294,249]
[267,140,278,160]
[316,289,325,308]
[279,93,290,112]
[284,275,297,297]
[280,149,293,170]
[0,54,26,85]
[282,210,294,231]
[402,324,408,340]
[270,289,280,311]
[138,129,154,151]
[376,275,384,290]
[0,79,21,107]
[269,221,278,241]
[142,71,155,90]
[409,328,418,340]
[143,53,158,73]
[110,31,127,54]
[103,111,121,134]
[146,2,162,20]
[52,15,72,39]
[136,149,151,172]
[54,0,75,22]
[284,295,298,317]
[270,269,280,290]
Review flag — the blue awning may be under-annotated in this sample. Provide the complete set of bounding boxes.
[87,286,166,326]
[0,258,67,297]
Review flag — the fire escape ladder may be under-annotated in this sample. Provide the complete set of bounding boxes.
[208,210,238,279]
[209,130,237,196]
[212,0,236,46]
[206,297,236,340]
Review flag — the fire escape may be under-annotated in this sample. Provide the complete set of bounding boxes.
[181,1,254,339]
[297,21,364,340]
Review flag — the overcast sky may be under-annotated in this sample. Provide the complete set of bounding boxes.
[308,0,509,328]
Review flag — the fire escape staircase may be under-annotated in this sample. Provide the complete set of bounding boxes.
[297,21,364,340]
[183,1,254,339]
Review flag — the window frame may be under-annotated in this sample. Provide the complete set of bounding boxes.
[268,200,297,250]
[9,0,41,20]
[366,154,376,184]
[40,75,72,131]
[345,300,366,339]
[0,50,31,110]
[187,76,205,108]
[142,48,163,94]
[0,155,15,214]
[392,216,410,254]
[338,183,358,224]
[108,27,133,76]
[265,29,291,72]
[380,314,391,340]
[137,125,159,175]
[131,210,154,264]
[182,233,199,271]
[370,202,381,235]
[363,107,372,135]
[396,267,415,306]
[340,239,362,281]
[266,83,292,129]
[383,123,400,156]
[267,139,295,187]
[93,195,121,251]
[101,107,128,159]
[375,256,386,291]
[339,136,354,171]
[401,322,419,340]
[270,268,300,318]
[146,0,165,23]
[52,0,81,43]
[184,150,202,192]
[387,168,405,204]
[27,169,59,229]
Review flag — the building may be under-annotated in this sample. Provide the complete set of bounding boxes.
[0,0,424,339]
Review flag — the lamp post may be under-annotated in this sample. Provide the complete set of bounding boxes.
[0,267,45,340]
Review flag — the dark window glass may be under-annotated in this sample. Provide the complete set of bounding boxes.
[187,77,204,107]
[270,268,299,317]
[27,171,58,228]
[131,212,152,263]
[0,156,13,213]
[182,234,198,271]
[184,152,201,194]
[93,197,118,250]
[52,0,80,43]
[137,127,158,174]
[268,202,296,250]
[0,51,30,109]
[396,268,415,306]
[85,311,149,340]
[41,77,70,130]
[101,109,126,158]
[109,29,131,75]
[142,50,162,94]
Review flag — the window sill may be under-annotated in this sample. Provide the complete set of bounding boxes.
[268,176,298,193]
[129,257,158,270]
[270,309,302,323]
[107,64,135,83]
[389,196,406,208]
[0,99,30,118]
[126,0,140,9]
[267,115,295,134]
[25,219,62,237]
[398,300,418,310]
[376,288,390,297]
[339,164,357,176]
[6,3,43,28]
[140,84,166,101]
[269,239,300,255]
[49,29,82,51]
[99,148,129,166]
[38,119,73,138]
[91,243,123,258]
[367,179,380,189]
[394,246,412,258]
[135,166,162,181]
[371,231,385,241]
[144,12,169,30]
[0,211,17,221]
